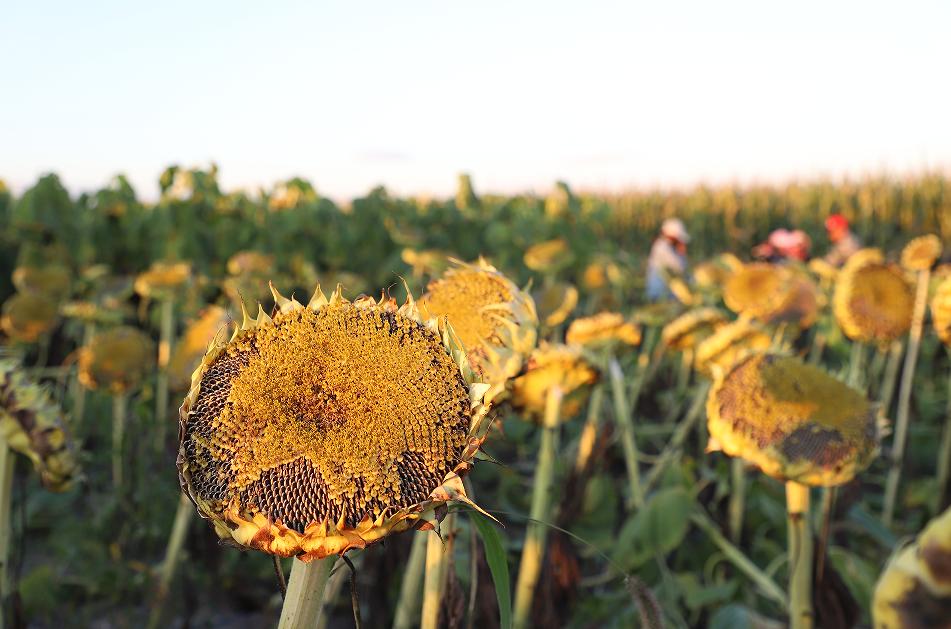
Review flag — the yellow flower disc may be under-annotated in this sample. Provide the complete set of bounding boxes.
[168,306,231,392]
[78,326,155,394]
[933,276,951,347]
[661,308,728,352]
[535,282,579,327]
[177,285,491,560]
[511,343,598,423]
[694,319,772,376]
[12,265,72,300]
[901,234,943,271]
[833,262,913,344]
[707,353,878,486]
[566,312,641,350]
[524,238,572,274]
[419,258,538,403]
[134,261,191,299]
[227,251,274,276]
[1,293,58,343]
[0,360,80,491]
[723,263,796,322]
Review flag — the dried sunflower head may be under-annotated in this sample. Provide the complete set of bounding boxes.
[873,507,951,627]
[724,263,796,322]
[78,326,155,394]
[511,343,598,423]
[227,251,274,277]
[168,306,231,392]
[177,284,491,561]
[661,308,728,352]
[694,319,772,377]
[565,312,641,351]
[1,293,58,343]
[933,276,951,347]
[12,265,72,300]
[134,262,191,300]
[901,234,943,272]
[418,258,537,403]
[707,353,878,486]
[833,262,913,344]
[524,238,572,274]
[0,360,80,491]
[535,282,579,327]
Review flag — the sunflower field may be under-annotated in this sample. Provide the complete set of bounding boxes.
[0,167,950,628]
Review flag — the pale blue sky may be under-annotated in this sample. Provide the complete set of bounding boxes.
[2,1,950,201]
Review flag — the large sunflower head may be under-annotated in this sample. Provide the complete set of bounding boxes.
[535,282,579,327]
[901,234,943,272]
[524,238,572,274]
[833,262,913,344]
[177,284,491,561]
[565,312,641,351]
[0,360,81,491]
[706,353,878,486]
[78,326,155,394]
[661,308,728,352]
[1,293,59,343]
[418,258,538,403]
[168,306,231,392]
[12,265,72,300]
[694,319,772,377]
[933,276,951,347]
[134,261,191,300]
[510,343,598,423]
[723,263,797,322]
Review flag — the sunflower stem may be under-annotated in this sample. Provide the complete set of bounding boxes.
[786,481,814,629]
[883,266,930,527]
[421,527,449,629]
[609,358,644,509]
[846,341,866,390]
[512,386,562,629]
[278,556,335,629]
[147,493,193,629]
[643,381,710,494]
[878,339,904,415]
[814,486,837,583]
[155,298,174,452]
[933,359,951,515]
[316,557,350,629]
[728,458,747,545]
[69,322,95,434]
[112,392,128,490]
[393,533,428,629]
[0,443,15,624]
[573,385,604,474]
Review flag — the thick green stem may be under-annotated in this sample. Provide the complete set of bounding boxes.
[643,381,710,493]
[933,363,951,515]
[147,494,193,629]
[155,298,174,452]
[112,393,128,490]
[392,533,428,629]
[512,386,562,629]
[0,444,15,626]
[883,267,930,527]
[728,459,747,545]
[278,557,335,629]
[846,341,866,390]
[609,358,644,509]
[69,323,95,434]
[317,556,353,629]
[421,525,451,629]
[786,482,814,629]
[690,510,787,609]
[878,340,904,415]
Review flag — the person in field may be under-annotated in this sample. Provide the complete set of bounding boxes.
[822,213,861,266]
[753,228,812,263]
[646,218,690,301]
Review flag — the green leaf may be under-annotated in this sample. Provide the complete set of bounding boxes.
[614,487,693,569]
[472,513,512,629]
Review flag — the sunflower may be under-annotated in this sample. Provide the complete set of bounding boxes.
[418,259,537,403]
[661,308,728,352]
[873,507,951,627]
[723,263,797,323]
[565,312,641,350]
[12,265,72,300]
[833,262,913,344]
[707,353,878,486]
[78,327,155,394]
[134,262,191,300]
[694,320,772,376]
[524,238,572,274]
[401,248,451,279]
[692,261,730,290]
[933,276,951,347]
[901,234,943,272]
[0,360,80,491]
[60,301,124,325]
[1,293,58,343]
[177,284,491,561]
[226,251,274,277]
[511,343,598,423]
[808,258,839,284]
[535,282,579,327]
[168,305,231,392]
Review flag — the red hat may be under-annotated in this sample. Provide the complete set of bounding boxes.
[825,214,849,232]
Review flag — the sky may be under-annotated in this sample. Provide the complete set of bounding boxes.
[2,1,950,202]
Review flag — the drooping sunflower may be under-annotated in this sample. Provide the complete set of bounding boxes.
[565,312,641,350]
[535,282,579,327]
[833,262,914,344]
[511,343,598,423]
[134,261,191,300]
[0,360,80,491]
[723,263,797,323]
[78,326,155,394]
[524,238,572,274]
[60,300,124,326]
[226,251,274,277]
[168,305,231,392]
[418,258,537,403]
[873,506,951,627]
[177,285,491,561]
[694,319,772,376]
[661,308,728,352]
[12,265,72,300]
[901,234,943,272]
[933,276,951,347]
[707,353,878,486]
[1,293,59,343]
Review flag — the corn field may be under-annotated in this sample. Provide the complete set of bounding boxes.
[0,167,950,628]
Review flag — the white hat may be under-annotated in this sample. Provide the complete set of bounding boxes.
[661,218,690,243]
